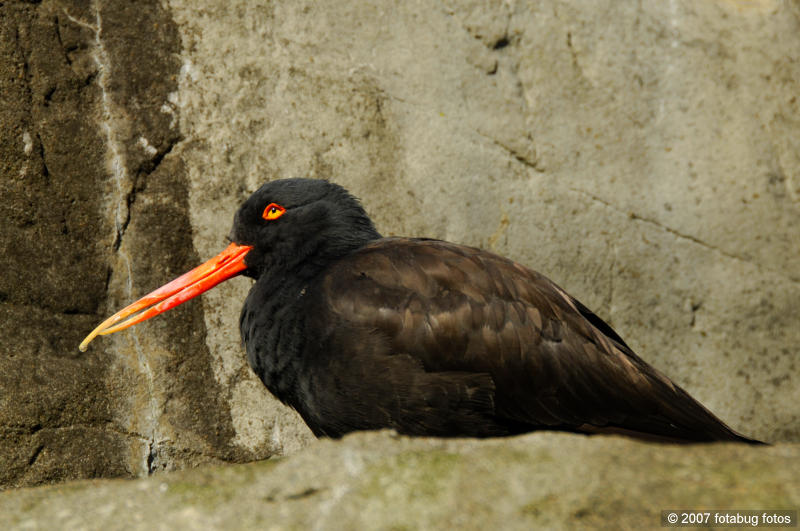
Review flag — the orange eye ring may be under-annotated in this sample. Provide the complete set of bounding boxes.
[262,203,286,221]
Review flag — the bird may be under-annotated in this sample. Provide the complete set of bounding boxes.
[80,178,763,444]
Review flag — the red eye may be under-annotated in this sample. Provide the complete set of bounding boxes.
[262,203,286,221]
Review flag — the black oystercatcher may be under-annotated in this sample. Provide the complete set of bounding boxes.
[81,178,762,443]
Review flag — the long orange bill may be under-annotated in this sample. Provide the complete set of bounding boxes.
[79,242,253,352]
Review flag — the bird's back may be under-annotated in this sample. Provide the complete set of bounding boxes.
[285,238,760,443]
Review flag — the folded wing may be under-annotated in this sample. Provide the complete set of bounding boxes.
[317,238,758,443]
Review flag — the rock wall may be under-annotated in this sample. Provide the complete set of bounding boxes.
[1,0,798,489]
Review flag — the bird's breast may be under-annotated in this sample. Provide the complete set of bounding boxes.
[240,275,313,403]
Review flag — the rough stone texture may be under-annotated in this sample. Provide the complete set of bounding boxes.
[171,0,799,451]
[1,432,798,530]
[0,0,274,488]
[1,0,798,492]
[1,0,128,487]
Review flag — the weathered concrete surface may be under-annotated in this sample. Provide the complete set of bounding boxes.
[2,1,141,487]
[0,0,280,489]
[1,432,798,530]
[171,0,799,453]
[1,0,798,491]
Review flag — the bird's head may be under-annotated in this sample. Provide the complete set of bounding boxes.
[230,178,381,278]
[79,178,380,351]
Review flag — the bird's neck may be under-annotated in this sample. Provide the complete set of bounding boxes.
[282,227,381,280]
[240,271,311,403]
[242,226,381,403]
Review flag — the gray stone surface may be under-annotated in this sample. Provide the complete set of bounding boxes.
[1,432,798,530]
[1,0,278,488]
[0,0,797,491]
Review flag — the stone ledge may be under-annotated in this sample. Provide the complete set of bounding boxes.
[2,431,797,530]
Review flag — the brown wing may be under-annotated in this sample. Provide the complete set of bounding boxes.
[316,237,756,442]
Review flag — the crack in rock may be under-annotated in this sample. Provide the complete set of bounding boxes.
[570,187,800,285]
[486,134,545,172]
[63,2,161,477]
[27,445,44,467]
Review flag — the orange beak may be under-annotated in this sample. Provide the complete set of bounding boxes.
[79,242,253,352]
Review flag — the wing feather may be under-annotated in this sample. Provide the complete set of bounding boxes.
[314,237,757,442]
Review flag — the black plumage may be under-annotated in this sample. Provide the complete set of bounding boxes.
[83,178,762,444]
[232,179,760,443]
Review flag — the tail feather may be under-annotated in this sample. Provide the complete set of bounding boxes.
[604,382,766,444]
